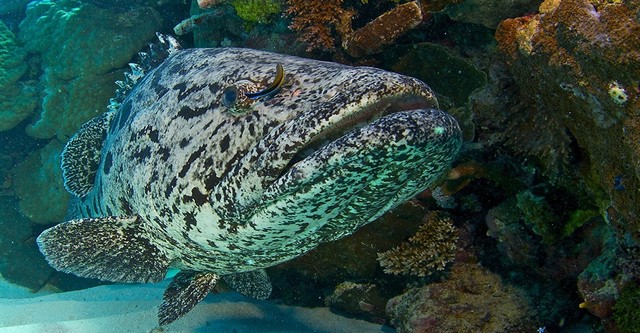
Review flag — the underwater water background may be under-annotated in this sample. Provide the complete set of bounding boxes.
[1,0,639,332]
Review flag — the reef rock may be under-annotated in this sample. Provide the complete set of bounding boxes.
[325,281,388,324]
[386,262,537,333]
[495,0,640,240]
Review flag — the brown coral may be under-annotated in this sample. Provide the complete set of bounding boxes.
[342,1,423,57]
[286,0,353,52]
[377,211,458,277]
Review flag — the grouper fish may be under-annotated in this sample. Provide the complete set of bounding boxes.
[36,37,462,325]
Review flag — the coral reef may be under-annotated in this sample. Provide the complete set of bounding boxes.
[386,261,537,333]
[0,21,36,132]
[18,0,161,140]
[495,0,640,240]
[11,140,69,224]
[377,211,458,277]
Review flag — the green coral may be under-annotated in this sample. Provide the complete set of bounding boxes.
[0,21,37,131]
[613,283,640,333]
[19,0,161,80]
[12,139,70,224]
[0,22,27,88]
[230,0,282,23]
[27,69,124,141]
[18,0,161,140]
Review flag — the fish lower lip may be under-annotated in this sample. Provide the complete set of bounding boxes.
[278,95,436,178]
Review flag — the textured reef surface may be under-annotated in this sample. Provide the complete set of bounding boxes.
[0,0,639,332]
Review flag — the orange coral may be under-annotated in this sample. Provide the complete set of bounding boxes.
[377,211,458,277]
[286,0,353,52]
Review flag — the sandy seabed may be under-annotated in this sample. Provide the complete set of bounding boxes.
[0,278,393,333]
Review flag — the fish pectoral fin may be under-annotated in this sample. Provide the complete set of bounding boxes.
[61,112,114,197]
[37,215,171,283]
[159,271,219,326]
[222,269,272,300]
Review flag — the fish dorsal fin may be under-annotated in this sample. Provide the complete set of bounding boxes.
[36,215,171,283]
[159,271,219,326]
[61,112,114,197]
[222,269,272,300]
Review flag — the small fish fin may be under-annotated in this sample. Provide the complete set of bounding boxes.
[222,269,272,300]
[61,112,114,197]
[37,216,170,283]
[159,271,219,326]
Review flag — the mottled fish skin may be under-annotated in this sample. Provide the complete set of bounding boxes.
[74,48,461,274]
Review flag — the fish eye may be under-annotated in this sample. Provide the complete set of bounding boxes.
[222,86,238,107]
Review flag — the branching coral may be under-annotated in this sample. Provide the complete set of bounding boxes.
[286,0,353,52]
[377,211,458,277]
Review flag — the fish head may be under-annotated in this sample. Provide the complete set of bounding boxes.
[185,49,463,246]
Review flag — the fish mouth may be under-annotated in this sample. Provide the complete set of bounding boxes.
[277,93,438,180]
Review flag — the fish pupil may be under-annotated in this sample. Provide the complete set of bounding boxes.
[222,86,238,107]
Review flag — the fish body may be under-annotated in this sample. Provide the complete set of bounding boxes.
[37,45,462,324]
